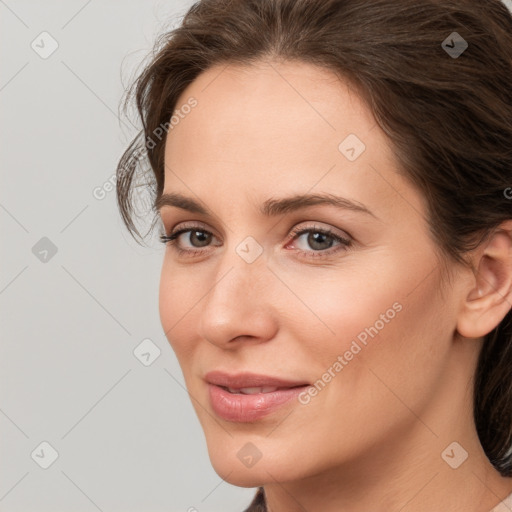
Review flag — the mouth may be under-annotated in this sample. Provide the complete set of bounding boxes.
[204,371,311,422]
[218,384,307,394]
[204,370,310,389]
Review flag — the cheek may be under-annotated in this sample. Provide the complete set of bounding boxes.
[289,253,450,396]
[306,263,451,419]
[278,261,406,365]
[158,261,198,361]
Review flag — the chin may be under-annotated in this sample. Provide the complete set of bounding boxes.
[217,468,267,488]
[209,453,269,487]
[205,435,314,488]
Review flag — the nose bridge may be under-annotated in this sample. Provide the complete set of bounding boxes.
[198,240,276,345]
[204,240,266,317]
[210,232,268,302]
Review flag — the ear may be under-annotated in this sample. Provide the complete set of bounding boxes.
[457,220,512,339]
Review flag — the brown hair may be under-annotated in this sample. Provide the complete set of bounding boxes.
[116,0,512,480]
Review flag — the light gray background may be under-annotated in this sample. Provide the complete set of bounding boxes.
[2,1,512,511]
[0,1,255,511]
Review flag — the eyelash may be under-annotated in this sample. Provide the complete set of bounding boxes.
[159,223,352,260]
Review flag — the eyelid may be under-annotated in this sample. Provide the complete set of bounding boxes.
[167,219,212,233]
[287,222,351,243]
[166,220,351,240]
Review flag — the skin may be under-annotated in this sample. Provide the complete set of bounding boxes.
[157,59,512,512]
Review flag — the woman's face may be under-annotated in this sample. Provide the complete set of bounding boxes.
[158,60,464,486]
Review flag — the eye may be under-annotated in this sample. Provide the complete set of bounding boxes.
[159,222,219,257]
[159,222,352,259]
[285,224,352,259]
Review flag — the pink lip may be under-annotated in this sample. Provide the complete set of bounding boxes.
[205,371,310,422]
[204,370,309,389]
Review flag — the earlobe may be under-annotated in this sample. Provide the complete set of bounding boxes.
[457,220,512,339]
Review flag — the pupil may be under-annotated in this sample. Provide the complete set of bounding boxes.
[309,232,332,250]
[191,231,211,247]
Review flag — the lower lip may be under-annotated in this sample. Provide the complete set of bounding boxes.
[207,383,308,422]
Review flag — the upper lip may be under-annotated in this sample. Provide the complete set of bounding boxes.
[205,371,310,389]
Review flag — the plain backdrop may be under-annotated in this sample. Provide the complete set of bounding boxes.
[1,1,512,511]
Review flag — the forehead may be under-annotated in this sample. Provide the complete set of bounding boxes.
[166,60,377,159]
[162,60,423,221]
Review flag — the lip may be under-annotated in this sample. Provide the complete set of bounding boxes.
[205,371,310,422]
[204,370,310,389]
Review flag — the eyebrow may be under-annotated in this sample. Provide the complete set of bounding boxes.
[154,192,377,218]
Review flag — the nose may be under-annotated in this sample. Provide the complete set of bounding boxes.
[197,250,279,349]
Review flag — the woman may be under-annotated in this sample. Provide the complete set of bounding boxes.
[116,0,512,510]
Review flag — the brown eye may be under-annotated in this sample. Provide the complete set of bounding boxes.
[186,230,212,247]
[160,228,215,248]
